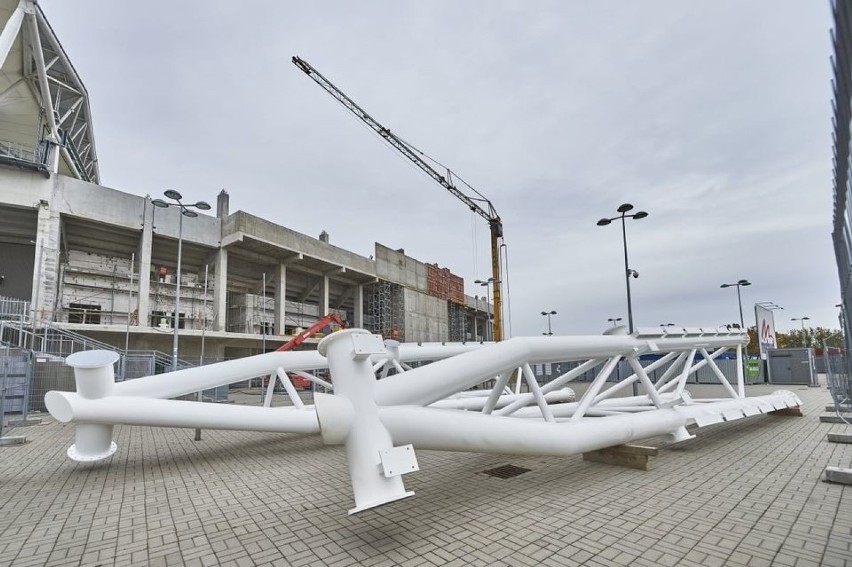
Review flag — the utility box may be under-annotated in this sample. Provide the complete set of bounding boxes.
[767,348,815,385]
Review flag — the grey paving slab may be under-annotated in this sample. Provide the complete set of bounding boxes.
[0,384,849,566]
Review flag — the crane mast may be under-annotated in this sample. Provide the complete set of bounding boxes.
[293,56,504,341]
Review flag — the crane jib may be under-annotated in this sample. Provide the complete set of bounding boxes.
[292,55,505,341]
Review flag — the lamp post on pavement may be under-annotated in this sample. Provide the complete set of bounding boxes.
[473,295,479,341]
[541,310,557,336]
[720,279,751,330]
[152,190,211,371]
[791,316,810,347]
[597,203,648,334]
[475,278,498,341]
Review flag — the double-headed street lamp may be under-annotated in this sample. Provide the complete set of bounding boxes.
[152,190,211,371]
[607,317,622,327]
[597,203,648,334]
[541,310,557,336]
[791,316,810,347]
[660,323,675,328]
[475,277,499,341]
[720,279,751,330]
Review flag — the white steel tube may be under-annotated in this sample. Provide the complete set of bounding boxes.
[44,392,320,433]
[26,12,58,140]
[520,363,555,422]
[497,358,601,417]
[0,3,24,71]
[736,344,745,398]
[626,357,665,408]
[111,350,326,398]
[396,342,488,362]
[380,406,686,456]
[291,370,333,391]
[276,367,305,410]
[64,350,121,461]
[430,389,575,411]
[699,348,739,398]
[508,393,677,419]
[481,370,514,414]
[675,349,697,398]
[657,348,728,394]
[570,356,620,422]
[593,352,679,402]
[646,352,688,392]
[318,329,413,514]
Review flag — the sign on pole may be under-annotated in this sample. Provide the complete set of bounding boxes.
[754,304,777,360]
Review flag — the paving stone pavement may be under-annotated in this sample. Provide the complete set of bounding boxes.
[0,383,850,567]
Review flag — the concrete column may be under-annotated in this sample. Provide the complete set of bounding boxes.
[274,263,287,335]
[319,274,330,316]
[32,200,60,322]
[213,248,228,331]
[136,198,153,326]
[353,284,364,328]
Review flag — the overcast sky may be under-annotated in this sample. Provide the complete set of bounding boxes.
[40,1,838,337]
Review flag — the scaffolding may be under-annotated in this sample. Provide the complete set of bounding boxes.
[448,301,465,342]
[365,281,405,341]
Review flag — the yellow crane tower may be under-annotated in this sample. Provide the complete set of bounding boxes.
[293,56,505,341]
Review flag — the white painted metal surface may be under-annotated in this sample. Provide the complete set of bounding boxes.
[45,326,802,514]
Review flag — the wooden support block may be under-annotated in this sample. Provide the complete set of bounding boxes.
[0,436,26,446]
[769,407,803,417]
[820,415,850,424]
[582,444,658,471]
[824,466,852,485]
[828,433,852,444]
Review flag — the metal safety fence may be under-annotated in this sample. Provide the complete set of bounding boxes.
[825,350,851,425]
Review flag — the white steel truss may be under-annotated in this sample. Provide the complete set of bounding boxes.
[45,325,801,515]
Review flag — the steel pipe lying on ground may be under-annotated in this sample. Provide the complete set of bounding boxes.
[46,393,320,434]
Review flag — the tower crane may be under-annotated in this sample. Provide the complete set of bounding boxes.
[292,56,505,341]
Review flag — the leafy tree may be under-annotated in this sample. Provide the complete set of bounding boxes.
[775,327,843,349]
[746,326,757,353]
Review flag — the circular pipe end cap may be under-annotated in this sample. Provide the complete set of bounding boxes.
[44,391,73,422]
[66,350,120,369]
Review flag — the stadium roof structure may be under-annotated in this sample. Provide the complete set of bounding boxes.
[0,0,99,184]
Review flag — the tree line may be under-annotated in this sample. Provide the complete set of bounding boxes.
[745,326,843,352]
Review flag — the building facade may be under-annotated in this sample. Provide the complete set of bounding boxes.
[0,1,491,361]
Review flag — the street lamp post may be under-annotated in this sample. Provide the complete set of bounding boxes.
[791,316,810,347]
[720,279,751,330]
[475,278,498,341]
[152,190,211,371]
[597,203,648,334]
[473,295,479,341]
[541,310,557,336]
[607,317,622,327]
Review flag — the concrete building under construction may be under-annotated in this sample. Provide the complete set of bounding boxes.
[0,0,492,361]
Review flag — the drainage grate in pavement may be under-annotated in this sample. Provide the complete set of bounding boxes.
[483,464,532,479]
